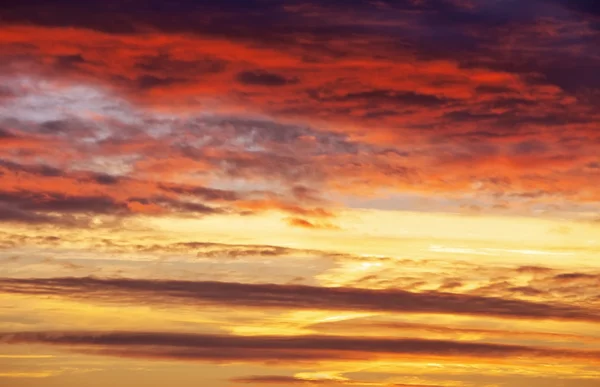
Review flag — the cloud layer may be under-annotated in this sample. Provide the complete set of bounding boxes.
[0,0,598,223]
[1,276,599,323]
[3,330,600,364]
[1,2,599,386]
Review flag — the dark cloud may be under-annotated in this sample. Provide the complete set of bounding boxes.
[553,273,598,283]
[0,204,58,225]
[0,159,64,177]
[231,375,446,386]
[0,277,599,322]
[136,75,183,90]
[1,330,599,363]
[237,70,298,87]
[54,54,86,68]
[326,90,448,107]
[39,120,81,133]
[232,375,317,384]
[0,188,224,226]
[231,375,326,385]
[554,0,600,17]
[0,128,16,139]
[0,156,335,222]
[0,190,127,214]
[91,173,122,185]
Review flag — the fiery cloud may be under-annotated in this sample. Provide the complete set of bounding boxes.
[1,1,599,386]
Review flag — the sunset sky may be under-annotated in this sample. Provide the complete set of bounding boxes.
[0,1,599,386]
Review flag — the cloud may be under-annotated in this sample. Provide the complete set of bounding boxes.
[0,187,227,225]
[0,0,599,214]
[0,128,17,139]
[553,0,600,17]
[0,4,598,385]
[0,191,127,214]
[308,317,600,345]
[0,277,599,323]
[286,217,339,230]
[1,331,600,364]
[0,204,60,225]
[135,75,184,90]
[0,229,342,259]
[323,90,449,107]
[231,375,448,386]
[232,375,331,384]
[157,183,240,201]
[237,70,298,86]
[231,375,450,387]
[0,156,334,224]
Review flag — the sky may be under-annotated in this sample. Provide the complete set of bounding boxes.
[0,0,599,386]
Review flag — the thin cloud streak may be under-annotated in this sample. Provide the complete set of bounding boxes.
[2,331,600,364]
